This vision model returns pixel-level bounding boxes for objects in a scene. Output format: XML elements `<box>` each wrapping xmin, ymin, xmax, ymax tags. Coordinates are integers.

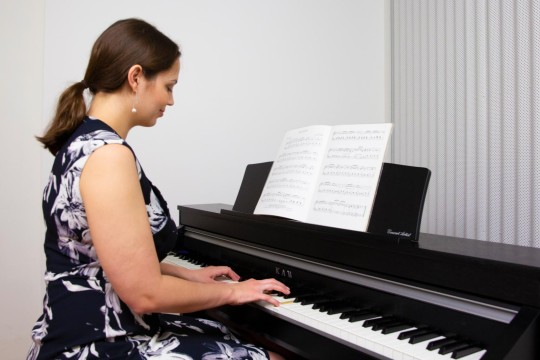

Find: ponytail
<box><xmin>37</xmin><ymin>18</ymin><xmax>180</xmax><ymax>156</ymax></box>
<box><xmin>37</xmin><ymin>81</ymin><xmax>88</xmax><ymax>155</ymax></box>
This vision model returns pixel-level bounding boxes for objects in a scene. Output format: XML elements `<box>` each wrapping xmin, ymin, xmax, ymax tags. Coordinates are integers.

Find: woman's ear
<box><xmin>127</xmin><ymin>65</ymin><xmax>143</xmax><ymax>91</ymax></box>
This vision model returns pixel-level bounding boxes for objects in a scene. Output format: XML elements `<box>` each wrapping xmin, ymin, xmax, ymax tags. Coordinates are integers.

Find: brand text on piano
<box><xmin>275</xmin><ymin>266</ymin><xmax>293</xmax><ymax>278</ymax></box>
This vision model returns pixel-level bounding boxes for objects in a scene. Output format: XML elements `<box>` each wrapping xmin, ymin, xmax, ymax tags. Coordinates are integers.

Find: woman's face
<box><xmin>136</xmin><ymin>58</ymin><xmax>180</xmax><ymax>126</ymax></box>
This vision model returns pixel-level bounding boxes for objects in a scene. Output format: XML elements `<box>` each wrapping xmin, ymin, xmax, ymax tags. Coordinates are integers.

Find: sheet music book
<box><xmin>254</xmin><ymin>123</ymin><xmax>393</xmax><ymax>232</ymax></box>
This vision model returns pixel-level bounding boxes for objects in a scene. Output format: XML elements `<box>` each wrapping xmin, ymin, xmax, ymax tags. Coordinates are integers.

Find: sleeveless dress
<box><xmin>28</xmin><ymin>118</ymin><xmax>269</xmax><ymax>360</ymax></box>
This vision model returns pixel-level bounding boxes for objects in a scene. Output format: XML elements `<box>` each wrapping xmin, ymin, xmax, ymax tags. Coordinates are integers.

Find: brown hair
<box><xmin>37</xmin><ymin>18</ymin><xmax>181</xmax><ymax>155</ymax></box>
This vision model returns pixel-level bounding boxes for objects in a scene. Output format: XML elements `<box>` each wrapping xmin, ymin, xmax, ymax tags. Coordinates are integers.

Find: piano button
<box><xmin>427</xmin><ymin>336</ymin><xmax>458</xmax><ymax>351</ymax></box>
<box><xmin>409</xmin><ymin>331</ymin><xmax>442</xmax><ymax>344</ymax></box>
<box><xmin>450</xmin><ymin>345</ymin><xmax>483</xmax><ymax>359</ymax></box>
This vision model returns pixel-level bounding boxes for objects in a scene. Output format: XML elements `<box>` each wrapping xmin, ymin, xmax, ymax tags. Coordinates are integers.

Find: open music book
<box><xmin>254</xmin><ymin>123</ymin><xmax>393</xmax><ymax>232</ymax></box>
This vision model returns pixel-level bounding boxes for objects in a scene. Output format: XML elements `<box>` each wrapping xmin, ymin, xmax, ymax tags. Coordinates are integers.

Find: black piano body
<box><xmin>175</xmin><ymin>203</ymin><xmax>540</xmax><ymax>360</ymax></box>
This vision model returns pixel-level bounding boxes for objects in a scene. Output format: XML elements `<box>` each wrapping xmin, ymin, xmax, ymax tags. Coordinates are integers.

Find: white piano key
<box><xmin>259</xmin><ymin>298</ymin><xmax>454</xmax><ymax>360</ymax></box>
<box><xmin>162</xmin><ymin>254</ymin><xmax>202</xmax><ymax>269</ymax></box>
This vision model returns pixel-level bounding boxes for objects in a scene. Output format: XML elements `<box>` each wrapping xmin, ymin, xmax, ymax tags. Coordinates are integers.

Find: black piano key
<box><xmin>362</xmin><ymin>316</ymin><xmax>396</xmax><ymax>328</ymax></box>
<box><xmin>381</xmin><ymin>322</ymin><xmax>414</xmax><ymax>334</ymax></box>
<box><xmin>283</xmin><ymin>287</ymin><xmax>314</xmax><ymax>299</ymax></box>
<box><xmin>452</xmin><ymin>345</ymin><xmax>484</xmax><ymax>359</ymax></box>
<box><xmin>303</xmin><ymin>297</ymin><xmax>331</xmax><ymax>307</ymax></box>
<box><xmin>439</xmin><ymin>342</ymin><xmax>470</xmax><ymax>355</ymax></box>
<box><xmin>409</xmin><ymin>331</ymin><xmax>441</xmax><ymax>344</ymax></box>
<box><xmin>326</xmin><ymin>304</ymin><xmax>357</xmax><ymax>315</ymax></box>
<box><xmin>427</xmin><ymin>336</ymin><xmax>458</xmax><ymax>351</ymax></box>
<box><xmin>372</xmin><ymin>319</ymin><xmax>404</xmax><ymax>331</ymax></box>
<box><xmin>348</xmin><ymin>312</ymin><xmax>379</xmax><ymax>323</ymax></box>
<box><xmin>294</xmin><ymin>294</ymin><xmax>324</xmax><ymax>304</ymax></box>
<box><xmin>397</xmin><ymin>326</ymin><xmax>430</xmax><ymax>340</ymax></box>
<box><xmin>316</xmin><ymin>300</ymin><xmax>347</xmax><ymax>312</ymax></box>
<box><xmin>312</xmin><ymin>299</ymin><xmax>337</xmax><ymax>310</ymax></box>
<box><xmin>339</xmin><ymin>308</ymin><xmax>369</xmax><ymax>319</ymax></box>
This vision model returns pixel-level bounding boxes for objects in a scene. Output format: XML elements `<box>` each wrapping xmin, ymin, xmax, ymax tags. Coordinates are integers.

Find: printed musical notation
<box><xmin>254</xmin><ymin>123</ymin><xmax>393</xmax><ymax>232</ymax></box>
<box><xmin>259</xmin><ymin>191</ymin><xmax>306</xmax><ymax>210</ymax></box>
<box><xmin>283</xmin><ymin>134</ymin><xmax>324</xmax><ymax>150</ymax></box>
<box><xmin>313</xmin><ymin>200</ymin><xmax>367</xmax><ymax>217</ymax></box>
<box><xmin>271</xmin><ymin>163</ymin><xmax>316</xmax><ymax>177</ymax></box>
<box><xmin>327</xmin><ymin>146</ymin><xmax>381</xmax><ymax>160</ymax></box>
<box><xmin>317</xmin><ymin>182</ymin><xmax>371</xmax><ymax>197</ymax></box>
<box><xmin>322</xmin><ymin>164</ymin><xmax>377</xmax><ymax>178</ymax></box>
<box><xmin>276</xmin><ymin>149</ymin><xmax>320</xmax><ymax>163</ymax></box>
<box><xmin>332</xmin><ymin>129</ymin><xmax>387</xmax><ymax>142</ymax></box>
<box><xmin>266</xmin><ymin>177</ymin><xmax>310</xmax><ymax>191</ymax></box>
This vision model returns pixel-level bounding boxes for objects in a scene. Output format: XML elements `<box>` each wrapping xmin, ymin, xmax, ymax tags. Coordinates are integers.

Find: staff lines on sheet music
<box><xmin>259</xmin><ymin>191</ymin><xmax>306</xmax><ymax>208</ymax></box>
<box><xmin>276</xmin><ymin>150</ymin><xmax>320</xmax><ymax>163</ymax></box>
<box><xmin>266</xmin><ymin>184</ymin><xmax>309</xmax><ymax>191</ymax></box>
<box><xmin>322</xmin><ymin>164</ymin><xmax>376</xmax><ymax>178</ymax></box>
<box><xmin>328</xmin><ymin>146</ymin><xmax>381</xmax><ymax>154</ymax></box>
<box><xmin>283</xmin><ymin>136</ymin><xmax>325</xmax><ymax>150</ymax></box>
<box><xmin>331</xmin><ymin>129</ymin><xmax>387</xmax><ymax>142</ymax></box>
<box><xmin>272</xmin><ymin>163</ymin><xmax>316</xmax><ymax>177</ymax></box>
<box><xmin>267</xmin><ymin>177</ymin><xmax>309</xmax><ymax>186</ymax></box>
<box><xmin>313</xmin><ymin>200</ymin><xmax>367</xmax><ymax>217</ymax></box>
<box><xmin>317</xmin><ymin>182</ymin><xmax>371</xmax><ymax>197</ymax></box>
<box><xmin>327</xmin><ymin>154</ymin><xmax>380</xmax><ymax>160</ymax></box>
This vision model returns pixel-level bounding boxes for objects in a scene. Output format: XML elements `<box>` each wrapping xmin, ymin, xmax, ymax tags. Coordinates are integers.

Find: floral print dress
<box><xmin>28</xmin><ymin>118</ymin><xmax>269</xmax><ymax>360</ymax></box>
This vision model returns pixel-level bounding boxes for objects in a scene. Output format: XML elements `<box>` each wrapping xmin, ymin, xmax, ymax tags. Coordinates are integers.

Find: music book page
<box><xmin>254</xmin><ymin>123</ymin><xmax>393</xmax><ymax>232</ymax></box>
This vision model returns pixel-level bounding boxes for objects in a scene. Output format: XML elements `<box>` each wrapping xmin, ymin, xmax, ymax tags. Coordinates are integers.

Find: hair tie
<box><xmin>81</xmin><ymin>80</ymin><xmax>88</xmax><ymax>89</ymax></box>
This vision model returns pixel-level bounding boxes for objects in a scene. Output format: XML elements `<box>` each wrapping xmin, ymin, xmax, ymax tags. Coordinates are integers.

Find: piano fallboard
<box><xmin>176</xmin><ymin>203</ymin><xmax>540</xmax><ymax>359</ymax></box>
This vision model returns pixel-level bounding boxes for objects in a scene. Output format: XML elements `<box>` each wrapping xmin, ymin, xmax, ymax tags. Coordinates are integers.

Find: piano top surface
<box><xmin>177</xmin><ymin>203</ymin><xmax>540</xmax><ymax>308</ymax></box>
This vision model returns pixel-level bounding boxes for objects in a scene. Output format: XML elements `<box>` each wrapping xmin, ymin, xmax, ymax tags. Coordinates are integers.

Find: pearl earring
<box><xmin>131</xmin><ymin>91</ymin><xmax>137</xmax><ymax>113</ymax></box>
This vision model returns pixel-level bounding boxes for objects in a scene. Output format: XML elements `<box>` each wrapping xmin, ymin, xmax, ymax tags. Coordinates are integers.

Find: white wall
<box><xmin>1</xmin><ymin>0</ymin><xmax>388</xmax><ymax>357</ymax></box>
<box><xmin>43</xmin><ymin>0</ymin><xmax>389</xmax><ymax>210</ymax></box>
<box><xmin>0</xmin><ymin>0</ymin><xmax>46</xmax><ymax>358</ymax></box>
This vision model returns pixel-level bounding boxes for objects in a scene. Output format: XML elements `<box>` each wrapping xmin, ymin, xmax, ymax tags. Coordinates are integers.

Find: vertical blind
<box><xmin>391</xmin><ymin>0</ymin><xmax>539</xmax><ymax>247</ymax></box>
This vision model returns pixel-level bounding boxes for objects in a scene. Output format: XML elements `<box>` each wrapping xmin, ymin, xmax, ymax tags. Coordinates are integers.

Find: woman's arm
<box><xmin>80</xmin><ymin>144</ymin><xmax>289</xmax><ymax>314</ymax></box>
<box><xmin>160</xmin><ymin>262</ymin><xmax>241</xmax><ymax>283</ymax></box>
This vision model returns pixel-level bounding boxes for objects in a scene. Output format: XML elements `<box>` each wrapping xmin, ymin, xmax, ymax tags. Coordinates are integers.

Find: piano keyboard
<box><xmin>163</xmin><ymin>253</ymin><xmax>487</xmax><ymax>360</ymax></box>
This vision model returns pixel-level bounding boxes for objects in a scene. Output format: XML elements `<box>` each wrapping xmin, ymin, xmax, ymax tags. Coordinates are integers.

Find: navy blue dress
<box><xmin>28</xmin><ymin>118</ymin><xmax>269</xmax><ymax>360</ymax></box>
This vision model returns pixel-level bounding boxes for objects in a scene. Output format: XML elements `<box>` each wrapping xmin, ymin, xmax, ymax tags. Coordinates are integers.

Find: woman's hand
<box><xmin>228</xmin><ymin>278</ymin><xmax>291</xmax><ymax>307</ymax></box>
<box><xmin>183</xmin><ymin>266</ymin><xmax>241</xmax><ymax>283</ymax></box>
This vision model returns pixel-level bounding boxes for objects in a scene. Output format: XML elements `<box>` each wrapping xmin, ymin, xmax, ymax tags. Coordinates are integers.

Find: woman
<box><xmin>29</xmin><ymin>18</ymin><xmax>289</xmax><ymax>360</ymax></box>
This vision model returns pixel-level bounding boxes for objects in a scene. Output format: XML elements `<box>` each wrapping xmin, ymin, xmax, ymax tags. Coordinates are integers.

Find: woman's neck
<box><xmin>87</xmin><ymin>91</ymin><xmax>133</xmax><ymax>139</ymax></box>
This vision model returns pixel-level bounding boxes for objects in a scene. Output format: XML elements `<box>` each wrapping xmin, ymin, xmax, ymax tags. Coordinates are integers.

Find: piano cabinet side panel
<box><xmin>482</xmin><ymin>306</ymin><xmax>540</xmax><ymax>360</ymax></box>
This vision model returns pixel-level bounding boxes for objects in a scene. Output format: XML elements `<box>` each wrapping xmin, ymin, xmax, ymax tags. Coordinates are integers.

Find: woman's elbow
<box><xmin>112</xmin><ymin>282</ymin><xmax>160</xmax><ymax>314</ymax></box>
<box><xmin>123</xmin><ymin>293</ymin><xmax>159</xmax><ymax>315</ymax></box>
